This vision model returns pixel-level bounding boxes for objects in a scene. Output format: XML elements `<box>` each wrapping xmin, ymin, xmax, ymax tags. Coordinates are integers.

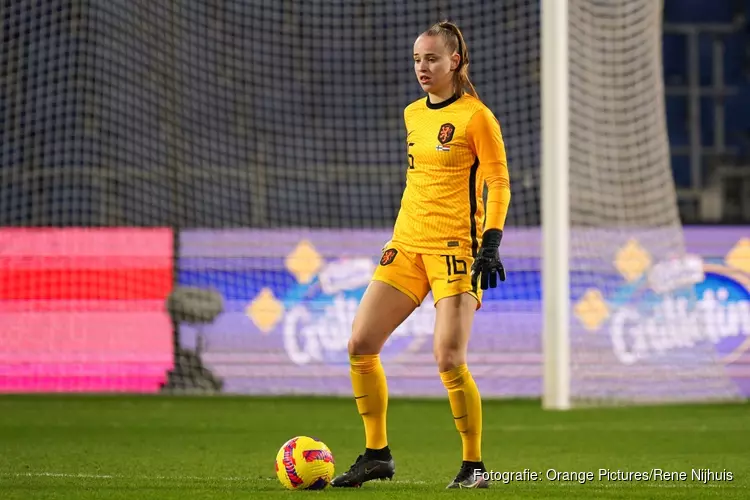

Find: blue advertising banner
<box><xmin>178</xmin><ymin>227</ymin><xmax>749</xmax><ymax>398</ymax></box>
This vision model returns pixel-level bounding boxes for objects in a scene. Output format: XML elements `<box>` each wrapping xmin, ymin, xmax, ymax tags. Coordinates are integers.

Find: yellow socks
<box><xmin>350</xmin><ymin>354</ymin><xmax>389</xmax><ymax>450</ymax></box>
<box><xmin>440</xmin><ymin>364</ymin><xmax>483</xmax><ymax>462</ymax></box>
<box><xmin>349</xmin><ymin>356</ymin><xmax>481</xmax><ymax>460</ymax></box>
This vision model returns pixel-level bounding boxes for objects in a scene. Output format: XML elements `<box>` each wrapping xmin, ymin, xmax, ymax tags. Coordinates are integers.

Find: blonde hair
<box><xmin>423</xmin><ymin>21</ymin><xmax>478</xmax><ymax>99</ymax></box>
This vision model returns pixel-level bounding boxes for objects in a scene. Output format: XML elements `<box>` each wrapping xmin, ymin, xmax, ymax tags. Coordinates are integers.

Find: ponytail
<box><xmin>425</xmin><ymin>21</ymin><xmax>478</xmax><ymax>99</ymax></box>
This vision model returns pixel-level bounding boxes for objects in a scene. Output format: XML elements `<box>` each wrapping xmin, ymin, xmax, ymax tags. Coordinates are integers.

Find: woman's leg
<box><xmin>433</xmin><ymin>292</ymin><xmax>488</xmax><ymax>488</ymax></box>
<box><xmin>348</xmin><ymin>280</ymin><xmax>418</xmax><ymax>451</ymax></box>
<box><xmin>331</xmin><ymin>278</ymin><xmax>422</xmax><ymax>488</ymax></box>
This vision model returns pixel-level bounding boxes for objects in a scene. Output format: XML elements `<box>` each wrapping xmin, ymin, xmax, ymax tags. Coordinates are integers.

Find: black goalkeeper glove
<box><xmin>471</xmin><ymin>229</ymin><xmax>506</xmax><ymax>290</ymax></box>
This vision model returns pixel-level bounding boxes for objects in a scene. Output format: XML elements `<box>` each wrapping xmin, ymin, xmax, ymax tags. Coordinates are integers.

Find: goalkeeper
<box><xmin>332</xmin><ymin>20</ymin><xmax>511</xmax><ymax>490</ymax></box>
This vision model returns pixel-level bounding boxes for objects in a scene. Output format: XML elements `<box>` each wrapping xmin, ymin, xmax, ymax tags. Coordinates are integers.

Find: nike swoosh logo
<box><xmin>447</xmin><ymin>278</ymin><xmax>461</xmax><ymax>283</ymax></box>
<box><xmin>354</xmin><ymin>395</ymin><xmax>368</xmax><ymax>400</ymax></box>
<box><xmin>364</xmin><ymin>466</ymin><xmax>380</xmax><ymax>475</ymax></box>
<box><xmin>453</xmin><ymin>414</ymin><xmax>467</xmax><ymax>420</ymax></box>
<box><xmin>459</xmin><ymin>481</ymin><xmax>483</xmax><ymax>489</ymax></box>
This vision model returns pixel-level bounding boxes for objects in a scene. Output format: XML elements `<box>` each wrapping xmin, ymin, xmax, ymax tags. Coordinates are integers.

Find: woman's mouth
<box><xmin>419</xmin><ymin>75</ymin><xmax>431</xmax><ymax>84</ymax></box>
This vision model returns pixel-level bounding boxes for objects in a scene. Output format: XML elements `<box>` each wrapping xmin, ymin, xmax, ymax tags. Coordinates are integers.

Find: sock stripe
<box><xmin>350</xmin><ymin>354</ymin><xmax>381</xmax><ymax>375</ymax></box>
<box><xmin>439</xmin><ymin>364</ymin><xmax>469</xmax><ymax>390</ymax></box>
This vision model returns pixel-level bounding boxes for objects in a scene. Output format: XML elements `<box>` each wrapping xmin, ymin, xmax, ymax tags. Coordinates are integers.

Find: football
<box><xmin>275</xmin><ymin>436</ymin><xmax>336</xmax><ymax>490</ymax></box>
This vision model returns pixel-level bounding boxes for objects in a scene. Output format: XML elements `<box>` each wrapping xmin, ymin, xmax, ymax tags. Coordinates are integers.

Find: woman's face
<box><xmin>413</xmin><ymin>34</ymin><xmax>458</xmax><ymax>95</ymax></box>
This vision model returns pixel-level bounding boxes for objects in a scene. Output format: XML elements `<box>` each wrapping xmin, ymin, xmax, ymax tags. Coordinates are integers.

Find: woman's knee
<box><xmin>434</xmin><ymin>344</ymin><xmax>465</xmax><ymax>373</ymax></box>
<box><xmin>347</xmin><ymin>281</ymin><xmax>416</xmax><ymax>357</ymax></box>
<box><xmin>348</xmin><ymin>323</ymin><xmax>382</xmax><ymax>356</ymax></box>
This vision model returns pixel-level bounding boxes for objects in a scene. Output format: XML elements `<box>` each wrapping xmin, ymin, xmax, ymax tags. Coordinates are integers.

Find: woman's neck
<box><xmin>428</xmin><ymin>87</ymin><xmax>457</xmax><ymax>104</ymax></box>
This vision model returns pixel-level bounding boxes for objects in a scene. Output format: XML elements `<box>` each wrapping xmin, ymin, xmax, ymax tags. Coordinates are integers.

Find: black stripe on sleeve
<box><xmin>469</xmin><ymin>158</ymin><xmax>479</xmax><ymax>258</ymax></box>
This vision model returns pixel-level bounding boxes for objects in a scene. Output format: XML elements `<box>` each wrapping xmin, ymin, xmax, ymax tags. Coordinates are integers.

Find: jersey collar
<box><xmin>426</xmin><ymin>93</ymin><xmax>459</xmax><ymax>110</ymax></box>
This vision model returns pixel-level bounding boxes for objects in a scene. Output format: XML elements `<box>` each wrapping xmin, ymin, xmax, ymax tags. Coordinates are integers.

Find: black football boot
<box><xmin>446</xmin><ymin>461</ymin><xmax>489</xmax><ymax>489</ymax></box>
<box><xmin>330</xmin><ymin>451</ymin><xmax>395</xmax><ymax>487</ymax></box>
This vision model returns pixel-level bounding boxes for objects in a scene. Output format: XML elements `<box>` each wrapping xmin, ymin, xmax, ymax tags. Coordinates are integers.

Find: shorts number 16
<box><xmin>444</xmin><ymin>255</ymin><xmax>467</xmax><ymax>276</ymax></box>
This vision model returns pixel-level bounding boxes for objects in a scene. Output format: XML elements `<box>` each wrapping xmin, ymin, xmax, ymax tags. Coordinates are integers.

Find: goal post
<box><xmin>541</xmin><ymin>0</ymin><xmax>571</xmax><ymax>411</ymax></box>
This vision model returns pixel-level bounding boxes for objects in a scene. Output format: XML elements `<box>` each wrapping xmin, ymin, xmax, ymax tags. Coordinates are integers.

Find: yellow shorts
<box><xmin>372</xmin><ymin>242</ymin><xmax>482</xmax><ymax>309</ymax></box>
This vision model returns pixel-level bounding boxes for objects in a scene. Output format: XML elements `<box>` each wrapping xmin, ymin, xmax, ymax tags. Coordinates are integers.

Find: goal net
<box><xmin>0</xmin><ymin>0</ymin><xmax>744</xmax><ymax>404</ymax></box>
<box><xmin>553</xmin><ymin>0</ymin><xmax>742</xmax><ymax>405</ymax></box>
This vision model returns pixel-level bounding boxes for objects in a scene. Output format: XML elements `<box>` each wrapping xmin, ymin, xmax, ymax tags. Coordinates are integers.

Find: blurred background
<box><xmin>0</xmin><ymin>0</ymin><xmax>748</xmax><ymax>395</ymax></box>
<box><xmin>2</xmin><ymin>0</ymin><xmax>749</xmax><ymax>228</ymax></box>
<box><xmin>663</xmin><ymin>0</ymin><xmax>750</xmax><ymax>223</ymax></box>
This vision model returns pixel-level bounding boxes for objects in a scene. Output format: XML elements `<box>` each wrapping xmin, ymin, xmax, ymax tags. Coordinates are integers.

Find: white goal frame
<box><xmin>541</xmin><ymin>0</ymin><xmax>571</xmax><ymax>410</ymax></box>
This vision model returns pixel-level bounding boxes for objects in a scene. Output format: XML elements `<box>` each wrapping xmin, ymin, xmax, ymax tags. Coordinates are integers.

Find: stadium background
<box><xmin>1</xmin><ymin>0</ymin><xmax>749</xmax><ymax>398</ymax></box>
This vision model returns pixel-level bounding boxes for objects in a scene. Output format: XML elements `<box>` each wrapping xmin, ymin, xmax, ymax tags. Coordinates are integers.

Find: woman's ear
<box><xmin>451</xmin><ymin>52</ymin><xmax>461</xmax><ymax>71</ymax></box>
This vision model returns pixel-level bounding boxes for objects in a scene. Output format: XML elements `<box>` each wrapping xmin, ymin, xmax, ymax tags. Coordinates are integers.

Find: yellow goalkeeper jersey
<box><xmin>390</xmin><ymin>93</ymin><xmax>511</xmax><ymax>256</ymax></box>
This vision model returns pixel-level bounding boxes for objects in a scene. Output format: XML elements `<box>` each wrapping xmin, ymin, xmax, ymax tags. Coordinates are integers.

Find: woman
<box><xmin>331</xmin><ymin>20</ymin><xmax>510</xmax><ymax>490</ymax></box>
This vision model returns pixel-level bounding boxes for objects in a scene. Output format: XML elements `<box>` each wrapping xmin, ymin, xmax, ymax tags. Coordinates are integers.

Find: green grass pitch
<box><xmin>0</xmin><ymin>395</ymin><xmax>748</xmax><ymax>499</ymax></box>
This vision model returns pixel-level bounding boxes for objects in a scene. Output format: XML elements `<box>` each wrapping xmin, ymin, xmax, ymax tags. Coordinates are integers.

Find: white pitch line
<box><xmin>1</xmin><ymin>473</ymin><xmax>727</xmax><ymax>488</ymax></box>
<box><xmin>9</xmin><ymin>472</ymin><xmax>116</xmax><ymax>479</ymax></box>
<box><xmin>4</xmin><ymin>472</ymin><xmax>245</xmax><ymax>481</ymax></box>
<box><xmin>3</xmin><ymin>472</ymin><xmax>426</xmax><ymax>485</ymax></box>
